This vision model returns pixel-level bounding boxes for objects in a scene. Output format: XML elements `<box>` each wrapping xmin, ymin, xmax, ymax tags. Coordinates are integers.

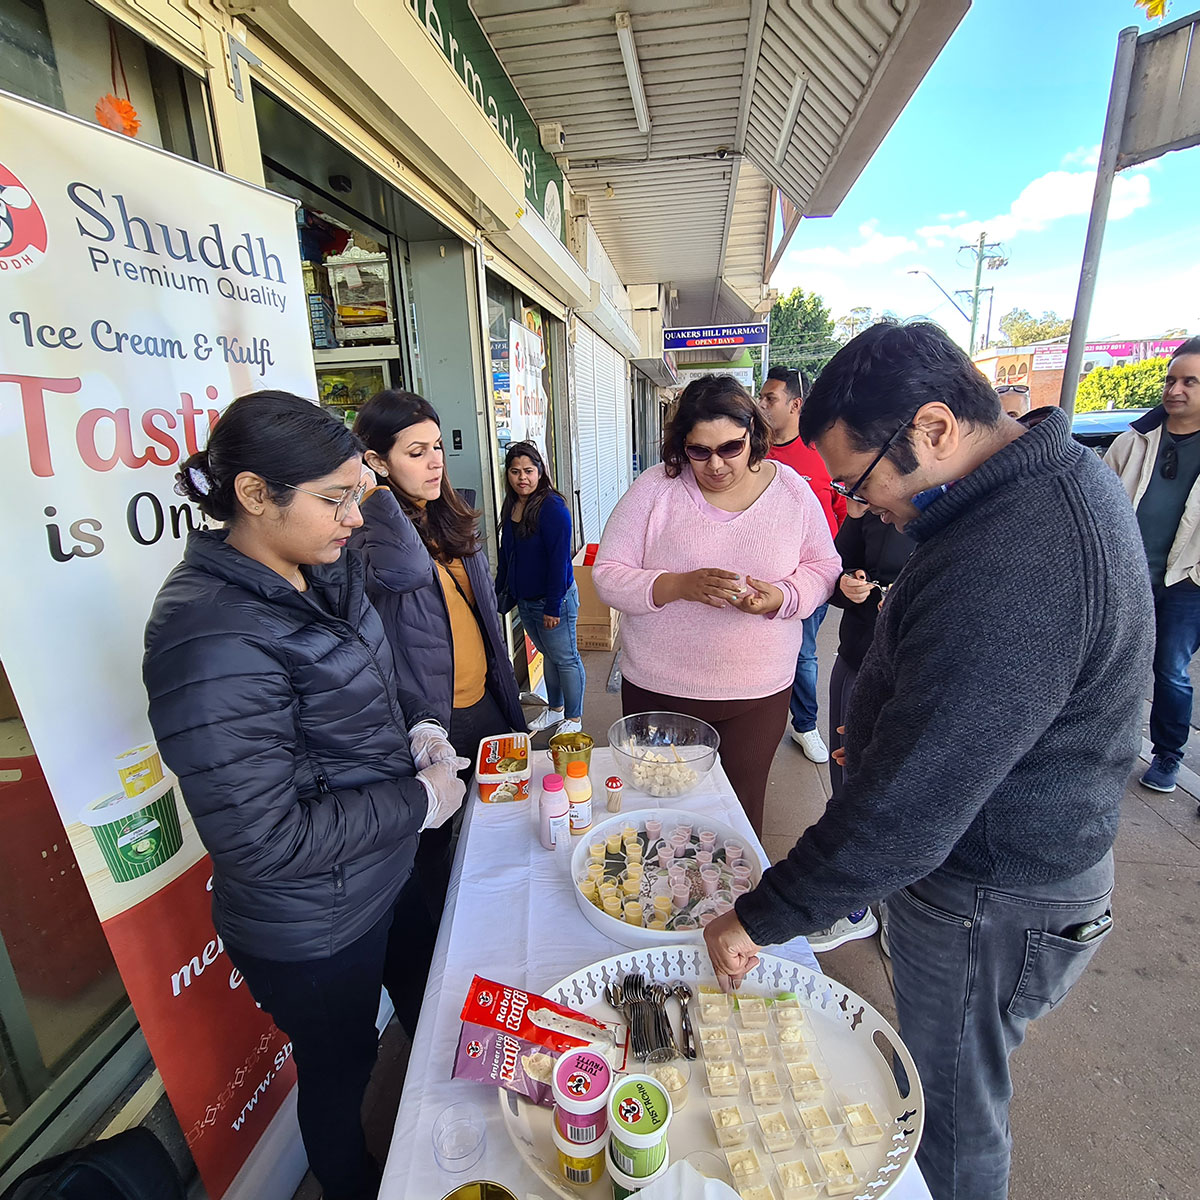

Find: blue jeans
<box><xmin>518</xmin><ymin>584</ymin><xmax>586</xmax><ymax>720</ymax></box>
<box><xmin>1149</xmin><ymin>579</ymin><xmax>1200</xmax><ymax>757</ymax></box>
<box><xmin>887</xmin><ymin>853</ymin><xmax>1114</xmax><ymax>1200</ymax></box>
<box><xmin>789</xmin><ymin>603</ymin><xmax>828</xmax><ymax>732</ymax></box>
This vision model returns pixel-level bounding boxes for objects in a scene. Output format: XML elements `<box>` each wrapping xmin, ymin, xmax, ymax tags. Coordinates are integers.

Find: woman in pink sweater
<box><xmin>594</xmin><ymin>375</ymin><xmax>842</xmax><ymax>833</ymax></box>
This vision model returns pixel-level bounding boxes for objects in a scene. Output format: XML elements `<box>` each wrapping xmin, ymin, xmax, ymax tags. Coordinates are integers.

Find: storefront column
<box><xmin>198</xmin><ymin>17</ymin><xmax>267</xmax><ymax>184</ymax></box>
<box><xmin>407</xmin><ymin>240</ymin><xmax>495</xmax><ymax>537</ymax></box>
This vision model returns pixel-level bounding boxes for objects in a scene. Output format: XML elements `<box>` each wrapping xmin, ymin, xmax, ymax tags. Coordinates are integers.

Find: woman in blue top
<box><xmin>496</xmin><ymin>441</ymin><xmax>586</xmax><ymax>734</ymax></box>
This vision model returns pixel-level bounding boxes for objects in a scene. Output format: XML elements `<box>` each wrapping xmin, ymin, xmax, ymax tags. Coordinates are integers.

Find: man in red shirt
<box><xmin>759</xmin><ymin>366</ymin><xmax>845</xmax><ymax>763</ymax></box>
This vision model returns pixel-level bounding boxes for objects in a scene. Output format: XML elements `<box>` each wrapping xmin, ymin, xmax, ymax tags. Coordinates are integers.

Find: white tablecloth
<box><xmin>380</xmin><ymin>749</ymin><xmax>931</xmax><ymax>1200</ymax></box>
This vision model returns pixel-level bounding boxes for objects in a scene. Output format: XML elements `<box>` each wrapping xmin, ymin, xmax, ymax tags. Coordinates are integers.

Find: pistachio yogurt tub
<box><xmin>82</xmin><ymin>776</ymin><xmax>183</xmax><ymax>882</ymax></box>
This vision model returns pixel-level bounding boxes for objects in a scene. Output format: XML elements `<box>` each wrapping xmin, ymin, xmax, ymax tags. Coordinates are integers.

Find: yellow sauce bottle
<box><xmin>564</xmin><ymin>760</ymin><xmax>593</xmax><ymax>836</ymax></box>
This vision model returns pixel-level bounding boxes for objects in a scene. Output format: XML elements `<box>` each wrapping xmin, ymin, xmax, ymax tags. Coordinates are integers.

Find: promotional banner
<box><xmin>0</xmin><ymin>92</ymin><xmax>309</xmax><ymax>1197</ymax></box>
<box><xmin>508</xmin><ymin>315</ymin><xmax>548</xmax><ymax>456</ymax></box>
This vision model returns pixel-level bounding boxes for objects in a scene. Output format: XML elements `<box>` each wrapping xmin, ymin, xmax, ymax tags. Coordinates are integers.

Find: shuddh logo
<box><xmin>466</xmin><ymin>1041</ymin><xmax>484</xmax><ymax>1059</ymax></box>
<box><xmin>0</xmin><ymin>163</ymin><xmax>48</xmax><ymax>275</ymax></box>
<box><xmin>566</xmin><ymin>1071</ymin><xmax>591</xmax><ymax>1097</ymax></box>
<box><xmin>478</xmin><ymin>990</ymin><xmax>495</xmax><ymax>1007</ymax></box>
<box><xmin>618</xmin><ymin>1097</ymin><xmax>643</xmax><ymax>1123</ymax></box>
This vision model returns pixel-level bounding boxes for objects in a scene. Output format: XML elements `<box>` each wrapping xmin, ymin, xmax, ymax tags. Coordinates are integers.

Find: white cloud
<box><xmin>937</xmin><ymin>210</ymin><xmax>968</xmax><ymax>221</ymax></box>
<box><xmin>1061</xmin><ymin>145</ymin><xmax>1100</xmax><ymax>169</ymax></box>
<box><xmin>917</xmin><ymin>167</ymin><xmax>1151</xmax><ymax>246</ymax></box>
<box><xmin>787</xmin><ymin>218</ymin><xmax>917</xmax><ymax>268</ymax></box>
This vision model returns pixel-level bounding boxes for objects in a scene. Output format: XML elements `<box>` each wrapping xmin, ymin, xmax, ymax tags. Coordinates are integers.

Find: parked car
<box><xmin>1070</xmin><ymin>408</ymin><xmax>1152</xmax><ymax>455</ymax></box>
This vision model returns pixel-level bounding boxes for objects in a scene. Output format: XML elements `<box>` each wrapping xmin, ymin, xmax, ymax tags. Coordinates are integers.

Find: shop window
<box><xmin>0</xmin><ymin>664</ymin><xmax>128</xmax><ymax>1168</ymax></box>
<box><xmin>0</xmin><ymin>0</ymin><xmax>213</xmax><ymax>166</ymax></box>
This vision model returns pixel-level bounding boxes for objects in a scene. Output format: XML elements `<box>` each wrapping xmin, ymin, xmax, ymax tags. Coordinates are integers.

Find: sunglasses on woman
<box><xmin>683</xmin><ymin>435</ymin><xmax>748</xmax><ymax>462</ymax></box>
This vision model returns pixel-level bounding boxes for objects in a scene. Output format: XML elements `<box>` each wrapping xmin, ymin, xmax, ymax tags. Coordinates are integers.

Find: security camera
<box><xmin>716</xmin><ymin>146</ymin><xmax>730</xmax><ymax>160</ymax></box>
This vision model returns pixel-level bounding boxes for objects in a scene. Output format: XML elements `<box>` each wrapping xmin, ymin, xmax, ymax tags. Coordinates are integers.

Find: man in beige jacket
<box><xmin>1105</xmin><ymin>337</ymin><xmax>1200</xmax><ymax>794</ymax></box>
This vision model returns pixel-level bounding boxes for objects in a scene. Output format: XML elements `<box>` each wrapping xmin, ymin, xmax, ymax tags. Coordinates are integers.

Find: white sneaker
<box><xmin>790</xmin><ymin>727</ymin><xmax>829</xmax><ymax>763</ymax></box>
<box><xmin>556</xmin><ymin>718</ymin><xmax>583</xmax><ymax>735</ymax></box>
<box><xmin>528</xmin><ymin>707</ymin><xmax>564</xmax><ymax>732</ymax></box>
<box><xmin>807</xmin><ymin>908</ymin><xmax>879</xmax><ymax>952</ymax></box>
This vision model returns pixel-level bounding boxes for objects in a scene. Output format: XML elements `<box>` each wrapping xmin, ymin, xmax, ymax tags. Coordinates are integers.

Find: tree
<box><xmin>834</xmin><ymin>306</ymin><xmax>875</xmax><ymax>342</ymax></box>
<box><xmin>764</xmin><ymin>286</ymin><xmax>838</xmax><ymax>379</ymax></box>
<box><xmin>1075</xmin><ymin>357</ymin><xmax>1168</xmax><ymax>413</ymax></box>
<box><xmin>998</xmin><ymin>308</ymin><xmax>1072</xmax><ymax>347</ymax></box>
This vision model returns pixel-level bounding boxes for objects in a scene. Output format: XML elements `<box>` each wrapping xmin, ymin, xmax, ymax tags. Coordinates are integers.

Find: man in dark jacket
<box><xmin>705</xmin><ymin>322</ymin><xmax>1153</xmax><ymax>1200</ymax></box>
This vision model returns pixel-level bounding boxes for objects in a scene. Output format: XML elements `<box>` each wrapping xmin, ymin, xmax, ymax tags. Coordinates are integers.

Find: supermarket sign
<box><xmin>409</xmin><ymin>0</ymin><xmax>564</xmax><ymax>240</ymax></box>
<box><xmin>664</xmin><ymin>323</ymin><xmax>769</xmax><ymax>349</ymax></box>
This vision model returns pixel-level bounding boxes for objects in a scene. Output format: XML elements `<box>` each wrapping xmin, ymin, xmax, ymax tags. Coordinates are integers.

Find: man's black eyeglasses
<box><xmin>995</xmin><ymin>384</ymin><xmax>1029</xmax><ymax>395</ymax></box>
<box><xmin>1162</xmin><ymin>441</ymin><xmax>1179</xmax><ymax>480</ymax></box>
<box><xmin>830</xmin><ymin>421</ymin><xmax>912</xmax><ymax>504</ymax></box>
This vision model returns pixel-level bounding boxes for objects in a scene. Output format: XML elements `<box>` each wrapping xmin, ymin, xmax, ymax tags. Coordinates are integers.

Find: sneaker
<box><xmin>790</xmin><ymin>727</ymin><xmax>829</xmax><ymax>763</ymax></box>
<box><xmin>807</xmin><ymin>908</ymin><xmax>879</xmax><ymax>952</ymax></box>
<box><xmin>1140</xmin><ymin>752</ymin><xmax>1181</xmax><ymax>793</ymax></box>
<box><xmin>527</xmin><ymin>706</ymin><xmax>564</xmax><ymax>732</ymax></box>
<box><xmin>556</xmin><ymin>718</ymin><xmax>583</xmax><ymax>736</ymax></box>
<box><xmin>878</xmin><ymin>900</ymin><xmax>890</xmax><ymax>958</ymax></box>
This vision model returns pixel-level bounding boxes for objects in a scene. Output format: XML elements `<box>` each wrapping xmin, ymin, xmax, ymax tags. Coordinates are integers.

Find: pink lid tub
<box><xmin>552</xmin><ymin>1048</ymin><xmax>613</xmax><ymax>1142</ymax></box>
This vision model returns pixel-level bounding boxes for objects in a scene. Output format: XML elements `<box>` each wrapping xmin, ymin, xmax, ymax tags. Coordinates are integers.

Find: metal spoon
<box><xmin>673</xmin><ymin>982</ymin><xmax>697</xmax><ymax>1059</ymax></box>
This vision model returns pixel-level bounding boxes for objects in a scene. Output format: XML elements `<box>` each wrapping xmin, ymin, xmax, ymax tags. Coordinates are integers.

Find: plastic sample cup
<box><xmin>724</xmin><ymin>841</ymin><xmax>744</xmax><ymax>865</ymax></box>
<box><xmin>700</xmin><ymin>865</ymin><xmax>721</xmax><ymax>896</ymax></box>
<box><xmin>432</xmin><ymin>1101</ymin><xmax>486</xmax><ymax>1173</ymax></box>
<box><xmin>671</xmin><ymin>884</ymin><xmax>691</xmax><ymax>910</ymax></box>
<box><xmin>699</xmin><ymin>830</ymin><xmax>717</xmax><ymax>849</ymax></box>
<box><xmin>644</xmin><ymin>818</ymin><xmax>663</xmax><ymax>841</ymax></box>
<box><xmin>589</xmin><ymin>841</ymin><xmax>606</xmax><ymax>861</ymax></box>
<box><xmin>624</xmin><ymin>901</ymin><xmax>644</xmax><ymax>926</ymax></box>
<box><xmin>607</xmin><ymin>833</ymin><xmax>623</xmax><ymax>854</ymax></box>
<box><xmin>603</xmin><ymin>896</ymin><xmax>623</xmax><ymax>917</ymax></box>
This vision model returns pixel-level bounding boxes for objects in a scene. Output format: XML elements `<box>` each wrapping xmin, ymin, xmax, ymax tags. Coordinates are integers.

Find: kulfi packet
<box><xmin>460</xmin><ymin>975</ymin><xmax>614</xmax><ymax>1054</ymax></box>
<box><xmin>452</xmin><ymin>1021</ymin><xmax>557</xmax><ymax>1107</ymax></box>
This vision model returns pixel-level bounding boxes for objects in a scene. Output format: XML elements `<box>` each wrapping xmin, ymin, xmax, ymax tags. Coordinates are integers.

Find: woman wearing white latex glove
<box><xmin>409</xmin><ymin>721</ymin><xmax>458</xmax><ymax>771</ymax></box>
<box><xmin>143</xmin><ymin>392</ymin><xmax>441</xmax><ymax>1200</ymax></box>
<box><xmin>417</xmin><ymin>756</ymin><xmax>471</xmax><ymax>830</ymax></box>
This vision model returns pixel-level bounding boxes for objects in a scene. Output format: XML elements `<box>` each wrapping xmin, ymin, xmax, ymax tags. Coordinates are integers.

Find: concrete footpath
<box><xmin>294</xmin><ymin>622</ymin><xmax>1200</xmax><ymax>1200</ymax></box>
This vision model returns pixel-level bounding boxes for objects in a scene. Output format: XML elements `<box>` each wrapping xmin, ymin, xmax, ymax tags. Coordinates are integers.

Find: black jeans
<box><xmin>226</xmin><ymin>873</ymin><xmax>436</xmax><ymax>1200</ymax></box>
<box><xmin>415</xmin><ymin>688</ymin><xmax>510</xmax><ymax>919</ymax></box>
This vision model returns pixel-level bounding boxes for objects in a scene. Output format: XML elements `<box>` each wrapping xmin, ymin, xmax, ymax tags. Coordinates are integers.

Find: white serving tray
<box><xmin>570</xmin><ymin>808</ymin><xmax>764</xmax><ymax>950</ymax></box>
<box><xmin>499</xmin><ymin>947</ymin><xmax>922</xmax><ymax>1200</ymax></box>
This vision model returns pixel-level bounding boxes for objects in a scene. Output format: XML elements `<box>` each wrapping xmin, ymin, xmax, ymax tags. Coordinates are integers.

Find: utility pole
<box><xmin>959</xmin><ymin>231</ymin><xmax>1007</xmax><ymax>354</ymax></box>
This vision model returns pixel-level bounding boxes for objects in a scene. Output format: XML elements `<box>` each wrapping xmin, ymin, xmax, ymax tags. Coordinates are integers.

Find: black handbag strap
<box><xmin>440</xmin><ymin>560</ymin><xmax>488</xmax><ymax>642</ymax></box>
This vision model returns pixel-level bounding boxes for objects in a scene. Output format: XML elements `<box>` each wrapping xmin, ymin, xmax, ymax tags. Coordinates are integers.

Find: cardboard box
<box><xmin>577</xmin><ymin>610</ymin><xmax>620</xmax><ymax>652</ymax></box>
<box><xmin>573</xmin><ymin>544</ymin><xmax>615</xmax><ymax>624</ymax></box>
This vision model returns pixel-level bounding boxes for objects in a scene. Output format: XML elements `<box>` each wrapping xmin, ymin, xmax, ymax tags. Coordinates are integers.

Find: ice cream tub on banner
<box><xmin>114</xmin><ymin>743</ymin><xmax>163</xmax><ymax>797</ymax></box>
<box><xmin>81</xmin><ymin>776</ymin><xmax>184</xmax><ymax>882</ymax></box>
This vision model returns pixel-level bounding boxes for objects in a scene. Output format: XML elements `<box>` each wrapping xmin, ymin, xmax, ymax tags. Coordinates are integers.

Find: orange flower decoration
<box><xmin>95</xmin><ymin>94</ymin><xmax>141</xmax><ymax>138</ymax></box>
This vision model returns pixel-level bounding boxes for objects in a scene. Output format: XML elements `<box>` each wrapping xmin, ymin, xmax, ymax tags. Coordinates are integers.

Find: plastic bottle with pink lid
<box><xmin>539</xmin><ymin>774</ymin><xmax>570</xmax><ymax>850</ymax></box>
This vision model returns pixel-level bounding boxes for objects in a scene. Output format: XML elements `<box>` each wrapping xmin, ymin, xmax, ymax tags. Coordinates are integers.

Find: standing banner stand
<box><xmin>0</xmin><ymin>90</ymin><xmax>317</xmax><ymax>1199</ymax></box>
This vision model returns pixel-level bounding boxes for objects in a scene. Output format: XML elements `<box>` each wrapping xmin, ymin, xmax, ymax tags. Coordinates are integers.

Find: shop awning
<box><xmin>475</xmin><ymin>0</ymin><xmax>969</xmax><ymax>327</ymax></box>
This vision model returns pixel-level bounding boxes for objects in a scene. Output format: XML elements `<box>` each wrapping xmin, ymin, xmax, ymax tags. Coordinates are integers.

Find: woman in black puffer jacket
<box><xmin>143</xmin><ymin>392</ymin><xmax>466</xmax><ymax>1200</ymax></box>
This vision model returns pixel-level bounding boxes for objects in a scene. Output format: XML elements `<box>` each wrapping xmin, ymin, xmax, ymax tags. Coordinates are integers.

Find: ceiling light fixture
<box><xmin>615</xmin><ymin>13</ymin><xmax>650</xmax><ymax>135</ymax></box>
<box><xmin>773</xmin><ymin>73</ymin><xmax>808</xmax><ymax>166</ymax></box>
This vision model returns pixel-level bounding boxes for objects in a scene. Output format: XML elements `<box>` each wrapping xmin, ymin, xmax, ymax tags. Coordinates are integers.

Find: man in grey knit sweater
<box><xmin>705</xmin><ymin>322</ymin><xmax>1153</xmax><ymax>1200</ymax></box>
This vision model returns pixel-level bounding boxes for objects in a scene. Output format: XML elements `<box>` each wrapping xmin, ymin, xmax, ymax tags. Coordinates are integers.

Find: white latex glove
<box><xmin>417</xmin><ymin>756</ymin><xmax>470</xmax><ymax>831</ymax></box>
<box><xmin>409</xmin><ymin>720</ymin><xmax>456</xmax><ymax>771</ymax></box>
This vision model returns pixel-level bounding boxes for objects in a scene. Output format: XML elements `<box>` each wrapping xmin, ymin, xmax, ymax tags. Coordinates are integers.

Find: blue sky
<box><xmin>771</xmin><ymin>0</ymin><xmax>1200</xmax><ymax>347</ymax></box>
